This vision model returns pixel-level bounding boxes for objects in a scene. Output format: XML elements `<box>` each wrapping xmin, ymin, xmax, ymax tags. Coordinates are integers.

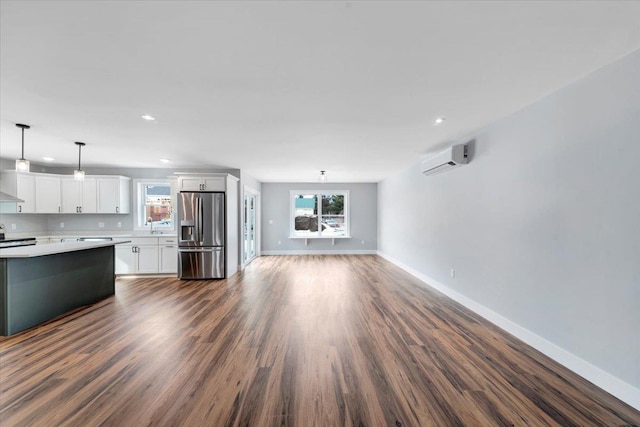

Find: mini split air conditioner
<box><xmin>421</xmin><ymin>144</ymin><xmax>469</xmax><ymax>176</ymax></box>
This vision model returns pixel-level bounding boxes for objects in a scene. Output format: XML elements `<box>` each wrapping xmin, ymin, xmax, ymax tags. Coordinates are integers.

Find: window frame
<box><xmin>289</xmin><ymin>190</ymin><xmax>350</xmax><ymax>239</ymax></box>
<box><xmin>133</xmin><ymin>179</ymin><xmax>175</xmax><ymax>231</ymax></box>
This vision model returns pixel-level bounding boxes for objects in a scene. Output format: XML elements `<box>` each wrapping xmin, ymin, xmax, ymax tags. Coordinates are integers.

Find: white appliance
<box><xmin>421</xmin><ymin>144</ymin><xmax>469</xmax><ymax>176</ymax></box>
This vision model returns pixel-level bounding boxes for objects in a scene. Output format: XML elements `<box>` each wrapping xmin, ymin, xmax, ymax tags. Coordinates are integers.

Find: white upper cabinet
<box><xmin>0</xmin><ymin>171</ymin><xmax>128</xmax><ymax>215</ymax></box>
<box><xmin>0</xmin><ymin>171</ymin><xmax>35</xmax><ymax>213</ymax></box>
<box><xmin>61</xmin><ymin>177</ymin><xmax>97</xmax><ymax>213</ymax></box>
<box><xmin>34</xmin><ymin>175</ymin><xmax>61</xmax><ymax>213</ymax></box>
<box><xmin>97</xmin><ymin>176</ymin><xmax>130</xmax><ymax>214</ymax></box>
<box><xmin>177</xmin><ymin>176</ymin><xmax>225</xmax><ymax>192</ymax></box>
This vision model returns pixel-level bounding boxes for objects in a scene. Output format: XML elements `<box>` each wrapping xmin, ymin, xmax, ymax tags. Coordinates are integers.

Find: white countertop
<box><xmin>3</xmin><ymin>232</ymin><xmax>176</xmax><ymax>240</ymax></box>
<box><xmin>0</xmin><ymin>239</ymin><xmax>131</xmax><ymax>258</ymax></box>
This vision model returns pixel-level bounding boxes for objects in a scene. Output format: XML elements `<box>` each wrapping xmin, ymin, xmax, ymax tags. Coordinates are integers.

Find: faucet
<box><xmin>148</xmin><ymin>217</ymin><xmax>155</xmax><ymax>234</ymax></box>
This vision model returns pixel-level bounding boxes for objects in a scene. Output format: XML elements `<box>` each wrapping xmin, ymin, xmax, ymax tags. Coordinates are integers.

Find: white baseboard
<box><xmin>261</xmin><ymin>250</ymin><xmax>378</xmax><ymax>255</ymax></box>
<box><xmin>377</xmin><ymin>251</ymin><xmax>640</xmax><ymax>411</ymax></box>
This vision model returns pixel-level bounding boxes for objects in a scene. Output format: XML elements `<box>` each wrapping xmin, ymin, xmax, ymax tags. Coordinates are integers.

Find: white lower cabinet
<box><xmin>159</xmin><ymin>245</ymin><xmax>178</xmax><ymax>273</ymax></box>
<box><xmin>159</xmin><ymin>237</ymin><xmax>178</xmax><ymax>273</ymax></box>
<box><xmin>115</xmin><ymin>245</ymin><xmax>137</xmax><ymax>274</ymax></box>
<box><xmin>136</xmin><ymin>245</ymin><xmax>159</xmax><ymax>274</ymax></box>
<box><xmin>115</xmin><ymin>237</ymin><xmax>177</xmax><ymax>275</ymax></box>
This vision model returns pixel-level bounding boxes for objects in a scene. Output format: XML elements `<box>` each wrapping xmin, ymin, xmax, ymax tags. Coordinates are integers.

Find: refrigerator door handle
<box><xmin>198</xmin><ymin>197</ymin><xmax>204</xmax><ymax>244</ymax></box>
<box><xmin>195</xmin><ymin>196</ymin><xmax>201</xmax><ymax>244</ymax></box>
<box><xmin>179</xmin><ymin>247</ymin><xmax>222</xmax><ymax>252</ymax></box>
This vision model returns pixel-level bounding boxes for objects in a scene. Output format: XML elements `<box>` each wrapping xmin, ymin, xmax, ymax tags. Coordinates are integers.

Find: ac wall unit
<box><xmin>421</xmin><ymin>144</ymin><xmax>469</xmax><ymax>176</ymax></box>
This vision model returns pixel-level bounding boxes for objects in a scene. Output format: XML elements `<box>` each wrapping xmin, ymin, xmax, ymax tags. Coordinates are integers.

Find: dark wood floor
<box><xmin>1</xmin><ymin>255</ymin><xmax>638</xmax><ymax>426</ymax></box>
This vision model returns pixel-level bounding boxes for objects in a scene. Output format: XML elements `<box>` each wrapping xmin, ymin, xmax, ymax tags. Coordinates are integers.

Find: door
<box><xmin>61</xmin><ymin>178</ymin><xmax>82</xmax><ymax>213</ymax></box>
<box><xmin>178</xmin><ymin>192</ymin><xmax>198</xmax><ymax>247</ymax></box>
<box><xmin>160</xmin><ymin>245</ymin><xmax>178</xmax><ymax>273</ymax></box>
<box><xmin>115</xmin><ymin>245</ymin><xmax>136</xmax><ymax>274</ymax></box>
<box><xmin>179</xmin><ymin>192</ymin><xmax>224</xmax><ymax>247</ymax></box>
<box><xmin>243</xmin><ymin>192</ymin><xmax>257</xmax><ymax>263</ymax></box>
<box><xmin>16</xmin><ymin>174</ymin><xmax>35</xmax><ymax>213</ymax></box>
<box><xmin>35</xmin><ymin>175</ymin><xmax>61</xmax><ymax>213</ymax></box>
<box><xmin>202</xmin><ymin>177</ymin><xmax>225</xmax><ymax>191</ymax></box>
<box><xmin>137</xmin><ymin>245</ymin><xmax>159</xmax><ymax>273</ymax></box>
<box><xmin>179</xmin><ymin>248</ymin><xmax>224</xmax><ymax>279</ymax></box>
<box><xmin>81</xmin><ymin>178</ymin><xmax>98</xmax><ymax>213</ymax></box>
<box><xmin>178</xmin><ymin>177</ymin><xmax>202</xmax><ymax>191</ymax></box>
<box><xmin>97</xmin><ymin>178</ymin><xmax>119</xmax><ymax>213</ymax></box>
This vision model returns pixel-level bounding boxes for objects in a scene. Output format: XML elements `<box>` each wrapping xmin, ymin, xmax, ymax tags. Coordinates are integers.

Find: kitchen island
<box><xmin>0</xmin><ymin>240</ymin><xmax>129</xmax><ymax>336</ymax></box>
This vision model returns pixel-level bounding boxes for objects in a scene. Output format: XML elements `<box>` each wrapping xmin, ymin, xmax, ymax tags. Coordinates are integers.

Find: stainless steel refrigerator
<box><xmin>178</xmin><ymin>192</ymin><xmax>225</xmax><ymax>279</ymax></box>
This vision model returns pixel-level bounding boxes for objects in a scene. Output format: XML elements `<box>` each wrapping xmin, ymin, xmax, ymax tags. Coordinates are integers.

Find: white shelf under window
<box><xmin>289</xmin><ymin>235</ymin><xmax>352</xmax><ymax>246</ymax></box>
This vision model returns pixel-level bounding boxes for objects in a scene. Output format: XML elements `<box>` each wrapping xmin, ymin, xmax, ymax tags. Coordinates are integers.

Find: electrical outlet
<box><xmin>450</xmin><ymin>268</ymin><xmax>455</xmax><ymax>278</ymax></box>
<box><xmin>117</xmin><ymin>222</ymin><xmax>121</xmax><ymax>228</ymax></box>
<box><xmin>278</xmin><ymin>240</ymin><xmax>281</xmax><ymax>245</ymax></box>
<box><xmin>361</xmin><ymin>240</ymin><xmax>365</xmax><ymax>245</ymax></box>
<box><xmin>98</xmin><ymin>222</ymin><xmax>105</xmax><ymax>228</ymax></box>
<box><xmin>269</xmin><ymin>219</ymin><xmax>274</xmax><ymax>225</ymax></box>
<box><xmin>11</xmin><ymin>223</ymin><xmax>16</xmax><ymax>230</ymax></box>
<box><xmin>60</xmin><ymin>222</ymin><xmax>64</xmax><ymax>229</ymax></box>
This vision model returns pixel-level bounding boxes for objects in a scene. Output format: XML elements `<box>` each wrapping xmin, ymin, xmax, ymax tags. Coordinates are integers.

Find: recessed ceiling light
<box><xmin>433</xmin><ymin>117</ymin><xmax>446</xmax><ymax>125</ymax></box>
<box><xmin>42</xmin><ymin>156</ymin><xmax>55</xmax><ymax>162</ymax></box>
<box><xmin>141</xmin><ymin>114</ymin><xmax>156</xmax><ymax>121</ymax></box>
<box><xmin>160</xmin><ymin>158</ymin><xmax>171</xmax><ymax>163</ymax></box>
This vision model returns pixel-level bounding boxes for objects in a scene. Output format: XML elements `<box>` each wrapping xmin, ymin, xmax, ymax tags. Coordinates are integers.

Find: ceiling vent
<box><xmin>421</xmin><ymin>144</ymin><xmax>469</xmax><ymax>176</ymax></box>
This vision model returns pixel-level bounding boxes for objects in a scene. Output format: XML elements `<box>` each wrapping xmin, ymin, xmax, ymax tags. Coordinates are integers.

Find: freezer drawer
<box><xmin>179</xmin><ymin>247</ymin><xmax>225</xmax><ymax>279</ymax></box>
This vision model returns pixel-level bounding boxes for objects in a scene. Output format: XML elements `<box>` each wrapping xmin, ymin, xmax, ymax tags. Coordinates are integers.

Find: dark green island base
<box><xmin>1</xmin><ymin>245</ymin><xmax>115</xmax><ymax>336</ymax></box>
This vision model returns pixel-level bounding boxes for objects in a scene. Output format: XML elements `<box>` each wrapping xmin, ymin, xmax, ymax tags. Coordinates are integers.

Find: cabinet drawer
<box><xmin>128</xmin><ymin>237</ymin><xmax>159</xmax><ymax>246</ymax></box>
<box><xmin>159</xmin><ymin>237</ymin><xmax>177</xmax><ymax>245</ymax></box>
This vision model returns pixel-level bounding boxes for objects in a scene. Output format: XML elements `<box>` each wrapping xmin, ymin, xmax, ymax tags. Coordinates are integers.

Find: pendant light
<box><xmin>74</xmin><ymin>141</ymin><xmax>86</xmax><ymax>181</ymax></box>
<box><xmin>319</xmin><ymin>170</ymin><xmax>327</xmax><ymax>182</ymax></box>
<box><xmin>15</xmin><ymin>124</ymin><xmax>31</xmax><ymax>172</ymax></box>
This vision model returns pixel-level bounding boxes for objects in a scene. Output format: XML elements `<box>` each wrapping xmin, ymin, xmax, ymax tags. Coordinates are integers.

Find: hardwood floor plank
<box><xmin>1</xmin><ymin>255</ymin><xmax>638</xmax><ymax>426</ymax></box>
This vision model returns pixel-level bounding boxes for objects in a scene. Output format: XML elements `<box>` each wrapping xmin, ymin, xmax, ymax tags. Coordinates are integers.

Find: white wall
<box><xmin>262</xmin><ymin>182</ymin><xmax>377</xmax><ymax>254</ymax></box>
<box><xmin>378</xmin><ymin>50</ymin><xmax>640</xmax><ymax>406</ymax></box>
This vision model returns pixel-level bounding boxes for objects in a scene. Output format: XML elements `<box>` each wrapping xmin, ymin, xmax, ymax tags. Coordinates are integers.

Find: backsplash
<box><xmin>46</xmin><ymin>214</ymin><xmax>135</xmax><ymax>233</ymax></box>
<box><xmin>0</xmin><ymin>214</ymin><xmax>48</xmax><ymax>234</ymax></box>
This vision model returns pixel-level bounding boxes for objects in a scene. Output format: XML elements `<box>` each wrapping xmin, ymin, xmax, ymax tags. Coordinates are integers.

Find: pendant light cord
<box><xmin>20</xmin><ymin>127</ymin><xmax>25</xmax><ymax>160</ymax></box>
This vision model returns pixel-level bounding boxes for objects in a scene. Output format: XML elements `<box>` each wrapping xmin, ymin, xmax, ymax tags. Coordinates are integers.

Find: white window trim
<box><xmin>133</xmin><ymin>179</ymin><xmax>175</xmax><ymax>231</ymax></box>
<box><xmin>289</xmin><ymin>190</ymin><xmax>350</xmax><ymax>239</ymax></box>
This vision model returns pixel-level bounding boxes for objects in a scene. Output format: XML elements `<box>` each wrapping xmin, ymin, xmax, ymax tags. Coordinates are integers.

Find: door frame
<box><xmin>242</xmin><ymin>185</ymin><xmax>260</xmax><ymax>267</ymax></box>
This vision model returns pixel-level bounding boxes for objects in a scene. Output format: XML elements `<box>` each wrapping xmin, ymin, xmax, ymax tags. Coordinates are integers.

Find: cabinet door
<box><xmin>81</xmin><ymin>178</ymin><xmax>98</xmax><ymax>213</ymax></box>
<box><xmin>116</xmin><ymin>245</ymin><xmax>136</xmax><ymax>274</ymax></box>
<box><xmin>97</xmin><ymin>178</ymin><xmax>120</xmax><ymax>213</ymax></box>
<box><xmin>35</xmin><ymin>175</ymin><xmax>61</xmax><ymax>213</ymax></box>
<box><xmin>159</xmin><ymin>245</ymin><xmax>178</xmax><ymax>273</ymax></box>
<box><xmin>178</xmin><ymin>177</ymin><xmax>203</xmax><ymax>191</ymax></box>
<box><xmin>136</xmin><ymin>245</ymin><xmax>159</xmax><ymax>273</ymax></box>
<box><xmin>61</xmin><ymin>178</ymin><xmax>82</xmax><ymax>213</ymax></box>
<box><xmin>203</xmin><ymin>177</ymin><xmax>225</xmax><ymax>191</ymax></box>
<box><xmin>16</xmin><ymin>174</ymin><xmax>35</xmax><ymax>213</ymax></box>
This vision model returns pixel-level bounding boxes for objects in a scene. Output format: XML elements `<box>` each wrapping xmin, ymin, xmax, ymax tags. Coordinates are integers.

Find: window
<box><xmin>135</xmin><ymin>180</ymin><xmax>174</xmax><ymax>230</ymax></box>
<box><xmin>290</xmin><ymin>190</ymin><xmax>349</xmax><ymax>238</ymax></box>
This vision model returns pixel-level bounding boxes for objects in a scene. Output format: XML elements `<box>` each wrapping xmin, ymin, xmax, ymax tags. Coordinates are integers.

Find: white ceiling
<box><xmin>1</xmin><ymin>1</ymin><xmax>639</xmax><ymax>182</ymax></box>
